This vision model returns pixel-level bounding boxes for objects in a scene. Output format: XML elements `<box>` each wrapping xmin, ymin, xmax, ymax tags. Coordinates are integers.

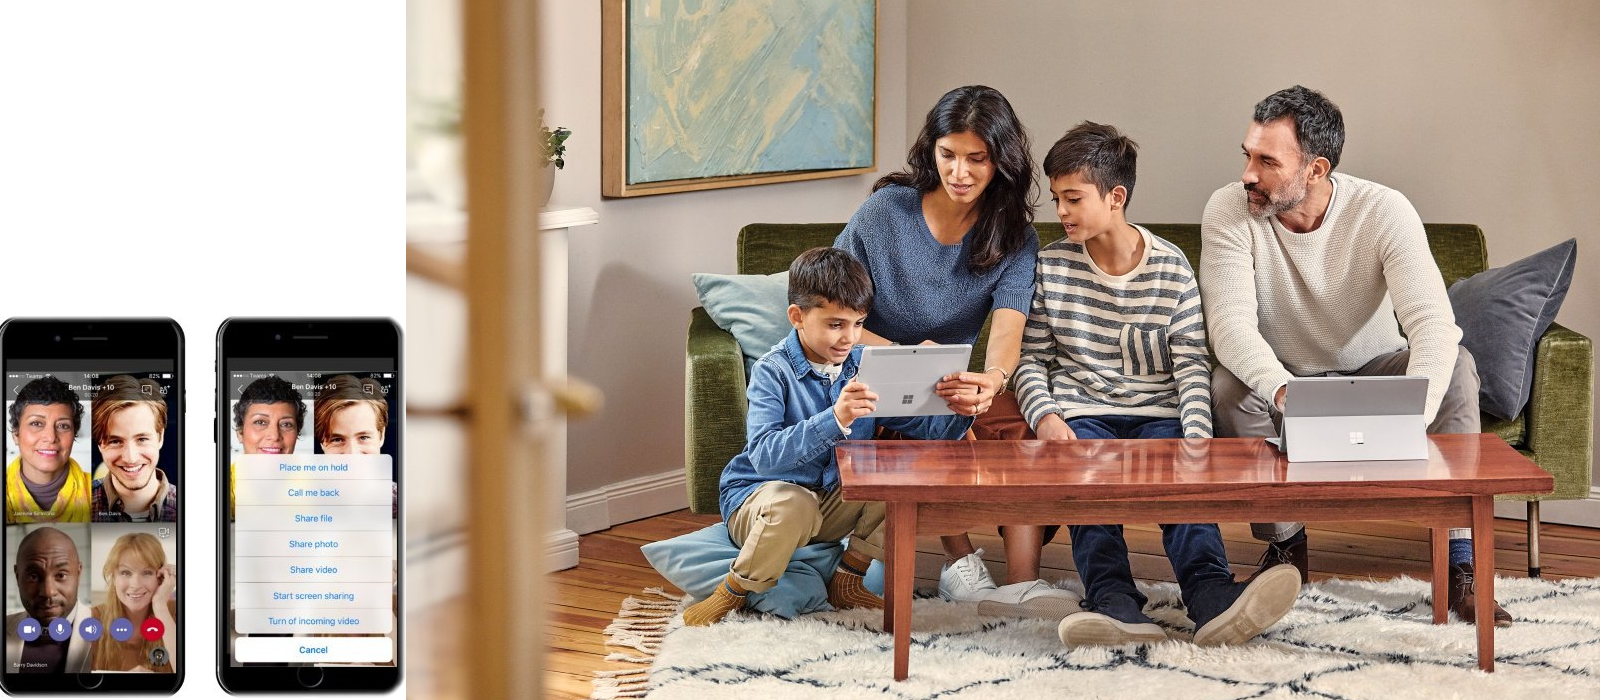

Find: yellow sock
<box><xmin>683</xmin><ymin>574</ymin><xmax>746</xmax><ymax>626</ymax></box>
<box><xmin>828</xmin><ymin>558</ymin><xmax>883</xmax><ymax>611</ymax></box>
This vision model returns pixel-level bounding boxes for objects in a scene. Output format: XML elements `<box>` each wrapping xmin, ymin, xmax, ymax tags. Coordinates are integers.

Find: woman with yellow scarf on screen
<box><xmin>6</xmin><ymin>376</ymin><xmax>91</xmax><ymax>523</ymax></box>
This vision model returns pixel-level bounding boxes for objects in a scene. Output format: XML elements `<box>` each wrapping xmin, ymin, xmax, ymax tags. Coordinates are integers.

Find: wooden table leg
<box><xmin>888</xmin><ymin>501</ymin><xmax>915</xmax><ymax>681</ymax></box>
<box><xmin>1472</xmin><ymin>495</ymin><xmax>1495</xmax><ymax>672</ymax></box>
<box><xmin>882</xmin><ymin>502</ymin><xmax>896</xmax><ymax>637</ymax></box>
<box><xmin>1429</xmin><ymin>527</ymin><xmax>1448</xmax><ymax>624</ymax></box>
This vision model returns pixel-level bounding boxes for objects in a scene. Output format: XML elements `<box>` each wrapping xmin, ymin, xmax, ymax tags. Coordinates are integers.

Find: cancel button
<box><xmin>299</xmin><ymin>646</ymin><xmax>329</xmax><ymax>654</ymax></box>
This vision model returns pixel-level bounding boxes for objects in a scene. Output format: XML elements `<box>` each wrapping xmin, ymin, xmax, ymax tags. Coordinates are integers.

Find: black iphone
<box><xmin>216</xmin><ymin>319</ymin><xmax>401</xmax><ymax>692</ymax></box>
<box><xmin>0</xmin><ymin>318</ymin><xmax>185</xmax><ymax>694</ymax></box>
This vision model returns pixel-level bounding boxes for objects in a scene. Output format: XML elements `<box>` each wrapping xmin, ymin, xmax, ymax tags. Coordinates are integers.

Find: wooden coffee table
<box><xmin>836</xmin><ymin>434</ymin><xmax>1553</xmax><ymax>680</ymax></box>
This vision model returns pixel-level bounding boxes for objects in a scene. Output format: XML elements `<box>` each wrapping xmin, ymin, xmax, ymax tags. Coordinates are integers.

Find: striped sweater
<box><xmin>1014</xmin><ymin>224</ymin><xmax>1213</xmax><ymax>437</ymax></box>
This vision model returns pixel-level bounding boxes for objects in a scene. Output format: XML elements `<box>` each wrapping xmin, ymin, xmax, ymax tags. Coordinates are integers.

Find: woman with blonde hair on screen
<box><xmin>89</xmin><ymin>533</ymin><xmax>176</xmax><ymax>672</ymax></box>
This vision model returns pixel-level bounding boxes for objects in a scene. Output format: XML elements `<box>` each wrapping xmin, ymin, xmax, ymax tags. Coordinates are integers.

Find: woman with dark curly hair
<box><xmin>6</xmin><ymin>376</ymin><xmax>90</xmax><ymax>523</ymax></box>
<box><xmin>834</xmin><ymin>85</ymin><xmax>1073</xmax><ymax>617</ymax></box>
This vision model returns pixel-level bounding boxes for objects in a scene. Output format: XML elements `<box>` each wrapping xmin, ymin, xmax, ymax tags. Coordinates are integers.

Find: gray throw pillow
<box><xmin>1447</xmin><ymin>239</ymin><xmax>1576</xmax><ymax>420</ymax></box>
<box><xmin>692</xmin><ymin>271</ymin><xmax>790</xmax><ymax>374</ymax></box>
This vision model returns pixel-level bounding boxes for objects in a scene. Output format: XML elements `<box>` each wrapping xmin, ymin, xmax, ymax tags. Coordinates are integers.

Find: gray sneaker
<box><xmin>1193</xmin><ymin>563</ymin><xmax>1300</xmax><ymax>646</ymax></box>
<box><xmin>1057</xmin><ymin>611</ymin><xmax>1168</xmax><ymax>649</ymax></box>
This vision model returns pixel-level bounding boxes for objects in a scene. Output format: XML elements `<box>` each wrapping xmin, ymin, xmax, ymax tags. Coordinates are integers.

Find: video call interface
<box><xmin>4</xmin><ymin>364</ymin><xmax>179</xmax><ymax>674</ymax></box>
<box><xmin>226</xmin><ymin>366</ymin><xmax>397</xmax><ymax>667</ymax></box>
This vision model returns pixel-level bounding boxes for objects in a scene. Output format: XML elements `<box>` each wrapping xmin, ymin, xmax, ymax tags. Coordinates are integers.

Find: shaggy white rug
<box><xmin>594</xmin><ymin>576</ymin><xmax>1600</xmax><ymax>699</ymax></box>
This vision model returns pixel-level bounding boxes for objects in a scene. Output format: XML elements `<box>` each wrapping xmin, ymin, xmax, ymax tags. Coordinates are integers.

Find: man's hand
<box><xmin>1274</xmin><ymin>385</ymin><xmax>1287</xmax><ymax>412</ymax></box>
<box><xmin>834</xmin><ymin>381</ymin><xmax>878</xmax><ymax>428</ymax></box>
<box><xmin>1035</xmin><ymin>413</ymin><xmax>1077</xmax><ymax>441</ymax></box>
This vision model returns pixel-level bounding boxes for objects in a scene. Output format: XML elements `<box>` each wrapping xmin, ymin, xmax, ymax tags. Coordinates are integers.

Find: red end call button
<box><xmin>140</xmin><ymin>617</ymin><xmax>165</xmax><ymax>641</ymax></box>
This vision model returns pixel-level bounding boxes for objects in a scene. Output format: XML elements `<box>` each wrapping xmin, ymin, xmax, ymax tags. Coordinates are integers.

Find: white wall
<box><xmin>540</xmin><ymin>0</ymin><xmax>910</xmax><ymax>496</ymax></box>
<box><xmin>908</xmin><ymin>0</ymin><xmax>1600</xmax><ymax>489</ymax></box>
<box><xmin>544</xmin><ymin>0</ymin><xmax>1600</xmax><ymax>511</ymax></box>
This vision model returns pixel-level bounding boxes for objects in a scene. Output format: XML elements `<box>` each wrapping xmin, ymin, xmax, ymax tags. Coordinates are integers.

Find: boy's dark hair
<box><xmin>232</xmin><ymin>375</ymin><xmax>306</xmax><ymax>431</ymax></box>
<box><xmin>8</xmin><ymin>376</ymin><xmax>82</xmax><ymax>433</ymax></box>
<box><xmin>1253</xmin><ymin>85</ymin><xmax>1344</xmax><ymax>172</ymax></box>
<box><xmin>1043</xmin><ymin>121</ymin><xmax>1139</xmax><ymax>209</ymax></box>
<box><xmin>787</xmin><ymin>247</ymin><xmax>873</xmax><ymax>313</ymax></box>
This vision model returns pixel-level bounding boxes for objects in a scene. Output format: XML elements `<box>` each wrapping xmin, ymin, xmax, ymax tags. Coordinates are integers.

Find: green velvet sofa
<box><xmin>686</xmin><ymin>222</ymin><xmax>1593</xmax><ymax>575</ymax></box>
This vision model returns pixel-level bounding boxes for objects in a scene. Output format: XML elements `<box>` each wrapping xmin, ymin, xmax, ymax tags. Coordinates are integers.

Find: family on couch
<box><xmin>685</xmin><ymin>84</ymin><xmax>1510</xmax><ymax>648</ymax></box>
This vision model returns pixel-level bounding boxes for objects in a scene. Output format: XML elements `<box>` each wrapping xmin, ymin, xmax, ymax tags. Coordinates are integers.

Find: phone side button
<box><xmin>297</xmin><ymin>666</ymin><xmax>324</xmax><ymax>689</ymax></box>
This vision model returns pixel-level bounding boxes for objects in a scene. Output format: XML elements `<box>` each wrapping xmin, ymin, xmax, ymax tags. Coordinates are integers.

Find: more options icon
<box><xmin>109</xmin><ymin>617</ymin><xmax>135</xmax><ymax>643</ymax></box>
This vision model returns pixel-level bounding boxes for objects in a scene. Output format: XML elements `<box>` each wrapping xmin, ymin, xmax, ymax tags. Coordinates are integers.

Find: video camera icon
<box><xmin>15</xmin><ymin>617</ymin><xmax>41</xmax><ymax>642</ymax></box>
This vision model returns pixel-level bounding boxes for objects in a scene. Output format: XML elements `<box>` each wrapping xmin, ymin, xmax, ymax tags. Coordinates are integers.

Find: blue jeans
<box><xmin>1065</xmin><ymin>416</ymin><xmax>1236</xmax><ymax>621</ymax></box>
<box><xmin>1066</xmin><ymin>414</ymin><xmax>1182</xmax><ymax>440</ymax></box>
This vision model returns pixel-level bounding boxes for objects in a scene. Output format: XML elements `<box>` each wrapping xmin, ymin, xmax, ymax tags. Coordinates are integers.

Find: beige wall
<box><xmin>542</xmin><ymin>0</ymin><xmax>910</xmax><ymax>495</ymax></box>
<box><xmin>546</xmin><ymin>0</ymin><xmax>1599</xmax><ymax>505</ymax></box>
<box><xmin>908</xmin><ymin>0</ymin><xmax>1600</xmax><ymax>487</ymax></box>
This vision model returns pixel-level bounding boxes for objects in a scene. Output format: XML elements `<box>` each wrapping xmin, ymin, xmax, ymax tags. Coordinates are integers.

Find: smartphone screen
<box><xmin>218</xmin><ymin>320</ymin><xmax>400</xmax><ymax>691</ymax></box>
<box><xmin>1</xmin><ymin>319</ymin><xmax>184</xmax><ymax>693</ymax></box>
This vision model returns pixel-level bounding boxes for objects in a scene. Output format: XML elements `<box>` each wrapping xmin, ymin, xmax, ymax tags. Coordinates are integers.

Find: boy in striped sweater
<box><xmin>1014</xmin><ymin>122</ymin><xmax>1299</xmax><ymax>648</ymax></box>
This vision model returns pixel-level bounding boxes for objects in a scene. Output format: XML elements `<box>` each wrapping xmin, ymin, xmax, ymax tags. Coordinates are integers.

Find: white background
<box><xmin>0</xmin><ymin>2</ymin><xmax>403</xmax><ymax>696</ymax></box>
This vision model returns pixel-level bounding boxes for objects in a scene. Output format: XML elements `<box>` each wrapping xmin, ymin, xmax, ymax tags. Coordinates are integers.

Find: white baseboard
<box><xmin>546</xmin><ymin>528</ymin><xmax>581</xmax><ymax>572</ymax></box>
<box><xmin>1493</xmin><ymin>488</ymin><xmax>1600</xmax><ymax>529</ymax></box>
<box><xmin>566</xmin><ymin>469</ymin><xmax>689</xmax><ymax>536</ymax></box>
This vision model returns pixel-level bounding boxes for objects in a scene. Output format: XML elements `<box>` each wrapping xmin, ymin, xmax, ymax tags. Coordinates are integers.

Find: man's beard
<box><xmin>1246</xmin><ymin>175</ymin><xmax>1308</xmax><ymax>218</ymax></box>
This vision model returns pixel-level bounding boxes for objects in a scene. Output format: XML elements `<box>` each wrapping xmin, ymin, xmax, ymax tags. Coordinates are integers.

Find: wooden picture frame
<box><xmin>601</xmin><ymin>0</ymin><xmax>877</xmax><ymax>198</ymax></box>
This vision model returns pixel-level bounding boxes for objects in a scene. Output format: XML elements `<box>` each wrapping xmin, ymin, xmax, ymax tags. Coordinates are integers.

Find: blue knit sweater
<box><xmin>834</xmin><ymin>184</ymin><xmax>1039</xmax><ymax>345</ymax></box>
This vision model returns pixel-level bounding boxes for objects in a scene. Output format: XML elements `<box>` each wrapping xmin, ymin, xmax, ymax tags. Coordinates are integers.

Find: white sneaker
<box><xmin>938</xmin><ymin>549</ymin><xmax>998</xmax><ymax>602</ymax></box>
<box><xmin>978</xmin><ymin>579</ymin><xmax>1083</xmax><ymax>619</ymax></box>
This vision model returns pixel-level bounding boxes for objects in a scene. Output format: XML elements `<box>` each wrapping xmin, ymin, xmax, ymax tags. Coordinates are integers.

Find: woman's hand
<box><xmin>936</xmin><ymin>371</ymin><xmax>1001</xmax><ymax>416</ymax></box>
<box><xmin>154</xmin><ymin>564</ymin><xmax>178</xmax><ymax>616</ymax></box>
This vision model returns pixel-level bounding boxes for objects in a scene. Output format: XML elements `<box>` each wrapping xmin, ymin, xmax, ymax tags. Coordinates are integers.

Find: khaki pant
<box><xmin>727</xmin><ymin>481</ymin><xmax>885</xmax><ymax>593</ymax></box>
<box><xmin>1213</xmin><ymin>346</ymin><xmax>1482</xmax><ymax>542</ymax></box>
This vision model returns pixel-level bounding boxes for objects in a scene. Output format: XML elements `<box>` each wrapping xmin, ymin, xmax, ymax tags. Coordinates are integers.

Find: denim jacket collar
<box><xmin>779</xmin><ymin>329</ymin><xmax>861</xmax><ymax>383</ymax></box>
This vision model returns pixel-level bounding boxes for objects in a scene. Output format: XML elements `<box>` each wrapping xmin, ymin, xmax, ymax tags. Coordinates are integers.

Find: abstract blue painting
<box><xmin>623</xmin><ymin>0</ymin><xmax>875</xmax><ymax>187</ymax></box>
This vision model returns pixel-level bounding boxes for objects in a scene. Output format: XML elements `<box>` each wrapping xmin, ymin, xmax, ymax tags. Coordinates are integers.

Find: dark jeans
<box><xmin>1064</xmin><ymin>416</ymin><xmax>1236</xmax><ymax>620</ymax></box>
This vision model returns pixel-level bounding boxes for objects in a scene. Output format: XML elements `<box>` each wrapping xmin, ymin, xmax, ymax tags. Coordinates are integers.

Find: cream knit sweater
<box><xmin>1199</xmin><ymin>173</ymin><xmax>1462</xmax><ymax>422</ymax></box>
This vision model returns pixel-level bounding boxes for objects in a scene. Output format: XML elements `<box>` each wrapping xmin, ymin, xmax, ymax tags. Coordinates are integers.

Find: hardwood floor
<box><xmin>544</xmin><ymin>509</ymin><xmax>1600</xmax><ymax>699</ymax></box>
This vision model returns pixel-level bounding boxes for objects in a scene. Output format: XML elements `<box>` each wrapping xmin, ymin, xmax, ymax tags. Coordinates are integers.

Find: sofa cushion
<box><xmin>693</xmin><ymin>271</ymin><xmax>790</xmax><ymax>373</ymax></box>
<box><xmin>1448</xmin><ymin>239</ymin><xmax>1577</xmax><ymax>420</ymax></box>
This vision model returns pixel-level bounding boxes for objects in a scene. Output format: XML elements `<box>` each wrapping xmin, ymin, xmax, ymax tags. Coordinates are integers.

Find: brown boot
<box><xmin>1447</xmin><ymin>563</ymin><xmax>1512</xmax><ymax>628</ymax></box>
<box><xmin>1243</xmin><ymin>537</ymin><xmax>1308</xmax><ymax>586</ymax></box>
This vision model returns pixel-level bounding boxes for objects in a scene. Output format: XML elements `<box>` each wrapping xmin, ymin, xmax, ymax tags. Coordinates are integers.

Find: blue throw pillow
<box><xmin>692</xmin><ymin>272</ymin><xmax>790</xmax><ymax>374</ymax></box>
<box><xmin>640</xmin><ymin>523</ymin><xmax>884</xmax><ymax>619</ymax></box>
<box><xmin>1447</xmin><ymin>239</ymin><xmax>1576</xmax><ymax>420</ymax></box>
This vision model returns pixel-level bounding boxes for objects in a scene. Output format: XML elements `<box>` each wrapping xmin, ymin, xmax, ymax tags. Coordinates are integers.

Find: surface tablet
<box><xmin>852</xmin><ymin>344</ymin><xmax>972</xmax><ymax>418</ymax></box>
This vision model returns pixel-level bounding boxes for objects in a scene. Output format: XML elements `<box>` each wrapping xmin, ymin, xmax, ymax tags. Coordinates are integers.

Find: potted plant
<box><xmin>538</xmin><ymin>108</ymin><xmax>571</xmax><ymax>207</ymax></box>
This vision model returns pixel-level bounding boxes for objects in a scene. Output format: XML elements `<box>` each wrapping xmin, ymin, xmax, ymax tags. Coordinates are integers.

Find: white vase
<box><xmin>536</xmin><ymin>163</ymin><xmax>555</xmax><ymax>208</ymax></box>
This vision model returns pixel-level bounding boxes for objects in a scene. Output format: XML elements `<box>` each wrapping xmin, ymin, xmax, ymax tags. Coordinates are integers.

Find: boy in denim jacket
<box><xmin>685</xmin><ymin>248</ymin><xmax>974</xmax><ymax>626</ymax></box>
